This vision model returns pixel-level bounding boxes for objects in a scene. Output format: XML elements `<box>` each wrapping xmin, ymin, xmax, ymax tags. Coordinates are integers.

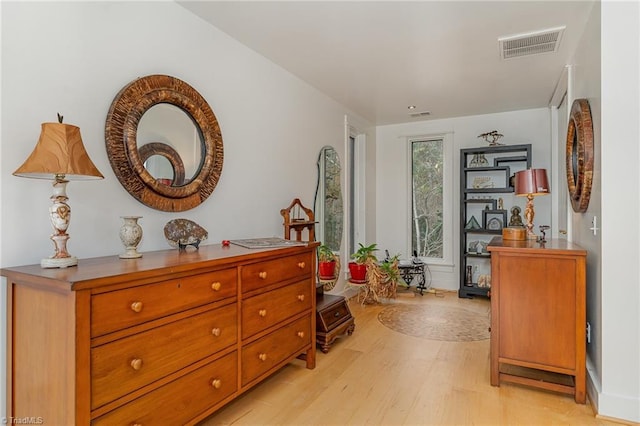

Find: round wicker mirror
<box><xmin>566</xmin><ymin>98</ymin><xmax>594</xmax><ymax>213</ymax></box>
<box><xmin>105</xmin><ymin>74</ymin><xmax>223</xmax><ymax>212</ymax></box>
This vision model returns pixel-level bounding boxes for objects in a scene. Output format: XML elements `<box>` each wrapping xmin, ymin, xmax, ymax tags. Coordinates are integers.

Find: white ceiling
<box><xmin>178</xmin><ymin>1</ymin><xmax>595</xmax><ymax>126</ymax></box>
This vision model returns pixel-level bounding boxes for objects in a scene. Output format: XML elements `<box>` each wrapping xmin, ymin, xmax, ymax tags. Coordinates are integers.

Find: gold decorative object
<box><xmin>13</xmin><ymin>114</ymin><xmax>103</xmax><ymax>268</ymax></box>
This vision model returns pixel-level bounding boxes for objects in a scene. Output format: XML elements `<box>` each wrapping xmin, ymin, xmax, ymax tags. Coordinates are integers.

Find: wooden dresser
<box><xmin>488</xmin><ymin>238</ymin><xmax>587</xmax><ymax>403</ymax></box>
<box><xmin>1</xmin><ymin>243</ymin><xmax>318</xmax><ymax>425</ymax></box>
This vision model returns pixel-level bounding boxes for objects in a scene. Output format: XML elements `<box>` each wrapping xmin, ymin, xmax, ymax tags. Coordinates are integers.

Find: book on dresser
<box><xmin>1</xmin><ymin>242</ymin><xmax>319</xmax><ymax>425</ymax></box>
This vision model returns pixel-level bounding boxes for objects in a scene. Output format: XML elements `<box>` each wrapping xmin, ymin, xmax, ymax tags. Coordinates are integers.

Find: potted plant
<box><xmin>348</xmin><ymin>243</ymin><xmax>378</xmax><ymax>282</ymax></box>
<box><xmin>377</xmin><ymin>254</ymin><xmax>404</xmax><ymax>299</ymax></box>
<box><xmin>317</xmin><ymin>244</ymin><xmax>337</xmax><ymax>280</ymax></box>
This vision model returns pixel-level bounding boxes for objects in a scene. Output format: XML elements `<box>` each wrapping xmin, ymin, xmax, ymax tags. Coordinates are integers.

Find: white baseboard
<box><xmin>587</xmin><ymin>357</ymin><xmax>640</xmax><ymax>424</ymax></box>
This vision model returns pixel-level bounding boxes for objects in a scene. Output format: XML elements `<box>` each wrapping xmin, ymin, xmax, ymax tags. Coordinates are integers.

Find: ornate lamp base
<box><xmin>42</xmin><ymin>179</ymin><xmax>79</xmax><ymax>268</ymax></box>
<box><xmin>524</xmin><ymin>194</ymin><xmax>538</xmax><ymax>240</ymax></box>
<box><xmin>42</xmin><ymin>256</ymin><xmax>78</xmax><ymax>268</ymax></box>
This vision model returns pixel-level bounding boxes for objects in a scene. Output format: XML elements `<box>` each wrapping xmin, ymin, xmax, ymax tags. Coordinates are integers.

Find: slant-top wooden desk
<box><xmin>488</xmin><ymin>237</ymin><xmax>587</xmax><ymax>403</ymax></box>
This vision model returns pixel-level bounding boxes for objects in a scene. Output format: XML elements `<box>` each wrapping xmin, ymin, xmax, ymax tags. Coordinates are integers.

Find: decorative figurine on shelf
<box><xmin>509</xmin><ymin>206</ymin><xmax>524</xmax><ymax>227</ymax></box>
<box><xmin>478</xmin><ymin>274</ymin><xmax>492</xmax><ymax>288</ymax></box>
<box><xmin>478</xmin><ymin>130</ymin><xmax>504</xmax><ymax>146</ymax></box>
<box><xmin>465</xmin><ymin>216</ymin><xmax>481</xmax><ymax>230</ymax></box>
<box><xmin>465</xmin><ymin>265</ymin><xmax>473</xmax><ymax>286</ymax></box>
<box><xmin>477</xmin><ymin>241</ymin><xmax>488</xmax><ymax>254</ymax></box>
<box><xmin>469</xmin><ymin>153</ymin><xmax>489</xmax><ymax>168</ymax></box>
<box><xmin>498</xmin><ymin>197</ymin><xmax>504</xmax><ymax>210</ymax></box>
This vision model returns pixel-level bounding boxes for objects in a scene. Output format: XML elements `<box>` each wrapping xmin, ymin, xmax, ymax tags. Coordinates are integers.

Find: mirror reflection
<box><xmin>314</xmin><ymin>146</ymin><xmax>343</xmax><ymax>252</ymax></box>
<box><xmin>137</xmin><ymin>103</ymin><xmax>203</xmax><ymax>185</ymax></box>
<box><xmin>145</xmin><ymin>155</ymin><xmax>174</xmax><ymax>186</ymax></box>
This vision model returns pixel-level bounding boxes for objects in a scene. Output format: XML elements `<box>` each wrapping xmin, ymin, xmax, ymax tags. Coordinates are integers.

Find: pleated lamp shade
<box><xmin>13</xmin><ymin>122</ymin><xmax>103</xmax><ymax>180</ymax></box>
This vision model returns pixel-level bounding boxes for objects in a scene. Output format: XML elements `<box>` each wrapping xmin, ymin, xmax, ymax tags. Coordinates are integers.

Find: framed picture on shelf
<box><xmin>482</xmin><ymin>209</ymin><xmax>507</xmax><ymax>230</ymax></box>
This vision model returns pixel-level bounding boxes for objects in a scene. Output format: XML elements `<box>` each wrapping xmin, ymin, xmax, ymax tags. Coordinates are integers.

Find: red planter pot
<box><xmin>348</xmin><ymin>262</ymin><xmax>367</xmax><ymax>283</ymax></box>
<box><xmin>318</xmin><ymin>261</ymin><xmax>336</xmax><ymax>280</ymax></box>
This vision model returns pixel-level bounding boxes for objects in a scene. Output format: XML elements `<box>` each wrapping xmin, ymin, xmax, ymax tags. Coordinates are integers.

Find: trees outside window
<box><xmin>411</xmin><ymin>139</ymin><xmax>444</xmax><ymax>259</ymax></box>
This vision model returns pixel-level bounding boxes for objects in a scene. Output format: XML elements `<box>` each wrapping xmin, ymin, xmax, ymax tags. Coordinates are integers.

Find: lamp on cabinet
<box><xmin>514</xmin><ymin>168</ymin><xmax>549</xmax><ymax>240</ymax></box>
<box><xmin>13</xmin><ymin>114</ymin><xmax>104</xmax><ymax>268</ymax></box>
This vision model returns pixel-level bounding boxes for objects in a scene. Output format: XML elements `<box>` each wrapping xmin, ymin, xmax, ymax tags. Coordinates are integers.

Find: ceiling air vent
<box><xmin>499</xmin><ymin>26</ymin><xmax>565</xmax><ymax>60</ymax></box>
<box><xmin>409</xmin><ymin>111</ymin><xmax>431</xmax><ymax>118</ymax></box>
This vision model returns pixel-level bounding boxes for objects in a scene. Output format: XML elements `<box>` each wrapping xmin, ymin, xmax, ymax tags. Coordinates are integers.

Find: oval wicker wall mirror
<box><xmin>105</xmin><ymin>74</ymin><xmax>223</xmax><ymax>212</ymax></box>
<box><xmin>565</xmin><ymin>98</ymin><xmax>594</xmax><ymax>213</ymax></box>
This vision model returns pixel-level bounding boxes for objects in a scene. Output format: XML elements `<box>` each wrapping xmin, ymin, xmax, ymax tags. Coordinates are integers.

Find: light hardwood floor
<box><xmin>200</xmin><ymin>290</ymin><xmax>618</xmax><ymax>426</ymax></box>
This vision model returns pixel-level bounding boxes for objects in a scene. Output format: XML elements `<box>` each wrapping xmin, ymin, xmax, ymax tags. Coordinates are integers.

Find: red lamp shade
<box><xmin>515</xmin><ymin>169</ymin><xmax>550</xmax><ymax>196</ymax></box>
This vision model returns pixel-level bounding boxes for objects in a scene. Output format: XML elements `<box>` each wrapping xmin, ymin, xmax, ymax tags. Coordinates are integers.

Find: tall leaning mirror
<box><xmin>314</xmin><ymin>146</ymin><xmax>343</xmax><ymax>252</ymax></box>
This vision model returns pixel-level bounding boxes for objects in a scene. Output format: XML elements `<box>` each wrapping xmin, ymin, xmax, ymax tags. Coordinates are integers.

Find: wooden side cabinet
<box><xmin>488</xmin><ymin>238</ymin><xmax>587</xmax><ymax>403</ymax></box>
<box><xmin>316</xmin><ymin>294</ymin><xmax>355</xmax><ymax>353</ymax></box>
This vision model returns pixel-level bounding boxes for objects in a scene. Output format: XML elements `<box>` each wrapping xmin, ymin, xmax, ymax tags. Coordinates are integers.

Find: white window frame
<box><xmin>343</xmin><ymin>117</ymin><xmax>367</xmax><ymax>276</ymax></box>
<box><xmin>406</xmin><ymin>132</ymin><xmax>454</xmax><ymax>266</ymax></box>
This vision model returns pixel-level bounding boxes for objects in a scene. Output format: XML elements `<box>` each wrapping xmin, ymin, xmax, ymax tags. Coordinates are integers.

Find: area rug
<box><xmin>377</xmin><ymin>303</ymin><xmax>490</xmax><ymax>342</ymax></box>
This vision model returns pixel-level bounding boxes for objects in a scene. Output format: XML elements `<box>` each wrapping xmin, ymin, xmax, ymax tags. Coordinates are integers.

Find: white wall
<box><xmin>594</xmin><ymin>1</ymin><xmax>640</xmax><ymax>422</ymax></box>
<box><xmin>0</xmin><ymin>2</ymin><xmax>368</xmax><ymax>268</ymax></box>
<box><xmin>376</xmin><ymin>108</ymin><xmax>552</xmax><ymax>290</ymax></box>
<box><xmin>0</xmin><ymin>1</ymin><xmax>372</xmax><ymax>418</ymax></box>
<box><xmin>569</xmin><ymin>0</ymin><xmax>605</xmax><ymax>412</ymax></box>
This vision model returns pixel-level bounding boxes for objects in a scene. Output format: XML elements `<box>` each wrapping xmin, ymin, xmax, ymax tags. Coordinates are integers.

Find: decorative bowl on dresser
<box><xmin>1</xmin><ymin>242</ymin><xmax>318</xmax><ymax>425</ymax></box>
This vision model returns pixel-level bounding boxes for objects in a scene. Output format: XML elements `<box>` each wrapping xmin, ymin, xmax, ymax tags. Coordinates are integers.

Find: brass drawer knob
<box><xmin>258</xmin><ymin>309</ymin><xmax>267</xmax><ymax>317</ymax></box>
<box><xmin>297</xmin><ymin>294</ymin><xmax>305</xmax><ymax>301</ymax></box>
<box><xmin>211</xmin><ymin>379</ymin><xmax>222</xmax><ymax>389</ymax></box>
<box><xmin>297</xmin><ymin>331</ymin><xmax>305</xmax><ymax>338</ymax></box>
<box><xmin>259</xmin><ymin>271</ymin><xmax>267</xmax><ymax>279</ymax></box>
<box><xmin>211</xmin><ymin>327</ymin><xmax>221</xmax><ymax>337</ymax></box>
<box><xmin>130</xmin><ymin>301</ymin><xmax>143</xmax><ymax>313</ymax></box>
<box><xmin>211</xmin><ymin>282</ymin><xmax>222</xmax><ymax>291</ymax></box>
<box><xmin>297</xmin><ymin>262</ymin><xmax>305</xmax><ymax>269</ymax></box>
<box><xmin>130</xmin><ymin>358</ymin><xmax>143</xmax><ymax>371</ymax></box>
<box><xmin>259</xmin><ymin>353</ymin><xmax>267</xmax><ymax>361</ymax></box>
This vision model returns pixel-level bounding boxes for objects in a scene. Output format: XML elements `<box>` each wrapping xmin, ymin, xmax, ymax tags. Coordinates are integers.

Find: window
<box><xmin>410</xmin><ymin>138</ymin><xmax>445</xmax><ymax>260</ymax></box>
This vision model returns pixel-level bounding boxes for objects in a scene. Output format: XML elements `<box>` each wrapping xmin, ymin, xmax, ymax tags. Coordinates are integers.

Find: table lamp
<box><xmin>13</xmin><ymin>114</ymin><xmax>104</xmax><ymax>268</ymax></box>
<box><xmin>514</xmin><ymin>168</ymin><xmax>549</xmax><ymax>240</ymax></box>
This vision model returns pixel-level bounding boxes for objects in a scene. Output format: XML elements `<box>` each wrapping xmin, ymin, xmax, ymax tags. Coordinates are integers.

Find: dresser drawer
<box><xmin>91</xmin><ymin>304</ymin><xmax>237</xmax><ymax>409</ymax></box>
<box><xmin>91</xmin><ymin>268</ymin><xmax>237</xmax><ymax>337</ymax></box>
<box><xmin>92</xmin><ymin>351</ymin><xmax>238</xmax><ymax>426</ymax></box>
<box><xmin>241</xmin><ymin>252</ymin><xmax>312</xmax><ymax>293</ymax></box>
<box><xmin>242</xmin><ymin>279</ymin><xmax>311</xmax><ymax>339</ymax></box>
<box><xmin>241</xmin><ymin>315</ymin><xmax>311</xmax><ymax>386</ymax></box>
